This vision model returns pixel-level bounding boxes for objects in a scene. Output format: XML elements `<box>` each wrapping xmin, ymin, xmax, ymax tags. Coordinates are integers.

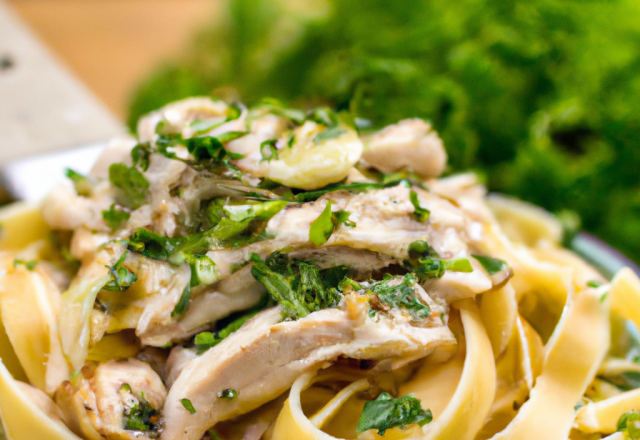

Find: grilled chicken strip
<box><xmin>55</xmin><ymin>359</ymin><xmax>167</xmax><ymax>440</ymax></box>
<box><xmin>161</xmin><ymin>281</ymin><xmax>456</xmax><ymax>440</ymax></box>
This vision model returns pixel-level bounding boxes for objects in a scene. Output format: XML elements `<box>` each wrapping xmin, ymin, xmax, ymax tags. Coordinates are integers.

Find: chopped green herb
<box><xmin>368</xmin><ymin>309</ymin><xmax>376</xmax><ymax>318</ymax></box>
<box><xmin>313</xmin><ymin>127</ymin><xmax>346</xmax><ymax>144</ymax></box>
<box><xmin>309</xmin><ymin>201</ymin><xmax>335</xmax><ymax>246</ymax></box>
<box><xmin>102</xmin><ymin>204</ymin><xmax>131</xmax><ymax>231</ymax></box>
<box><xmin>370</xmin><ymin>274</ymin><xmax>431</xmax><ymax>319</ymax></box>
<box><xmin>120</xmin><ymin>384</ymin><xmax>159</xmax><ymax>432</ymax></box>
<box><xmin>217</xmin><ymin>389</ymin><xmax>238</xmax><ymax>400</ymax></box>
<box><xmin>307</xmin><ymin>107</ymin><xmax>339</xmax><ymax>127</ymax></box>
<box><xmin>472</xmin><ymin>255</ymin><xmax>509</xmax><ymax>275</ymax></box>
<box><xmin>181</xmin><ymin>398</ymin><xmax>197</xmax><ymax>414</ymax></box>
<box><xmin>260</xmin><ymin>139</ymin><xmax>279</xmax><ymax>162</ymax></box>
<box><xmin>258</xmin><ymin>98</ymin><xmax>307</xmax><ymax>124</ymax></box>
<box><xmin>617</xmin><ymin>410</ymin><xmax>640</xmax><ymax>438</ymax></box>
<box><xmin>109</xmin><ymin>163</ymin><xmax>150</xmax><ymax>209</ymax></box>
<box><xmin>440</xmin><ymin>312</ymin><xmax>445</xmax><ymax>324</ymax></box>
<box><xmin>215</xmin><ymin>131</ymin><xmax>248</xmax><ymax>143</ymax></box>
<box><xmin>599</xmin><ymin>291</ymin><xmax>609</xmax><ymax>303</ymax></box>
<box><xmin>13</xmin><ymin>259</ymin><xmax>37</xmax><ymax>271</ymax></box>
<box><xmin>333</xmin><ymin>210</ymin><xmax>356</xmax><ymax>228</ymax></box>
<box><xmin>171</xmin><ymin>283</ymin><xmax>191</xmax><ymax>317</ymax></box>
<box><xmin>103</xmin><ymin>251</ymin><xmax>138</xmax><ymax>292</ymax></box>
<box><xmin>356</xmin><ymin>392</ymin><xmax>432</xmax><ymax>435</ymax></box>
<box><xmin>249</xmin><ymin>252</ymin><xmax>344</xmax><ymax>320</ymax></box>
<box><xmin>587</xmin><ymin>280</ymin><xmax>604</xmax><ymax>288</ymax></box>
<box><xmin>209</xmin><ymin>428</ymin><xmax>223</xmax><ymax>440</ymax></box>
<box><xmin>195</xmin><ymin>309</ymin><xmax>261</xmax><ymax>354</ymax></box>
<box><xmin>186</xmin><ymin>254</ymin><xmax>219</xmax><ymax>286</ymax></box>
<box><xmin>131</xmin><ymin>144</ymin><xmax>151</xmax><ymax>171</ymax></box>
<box><xmin>183</xmin><ymin>136</ymin><xmax>244</xmax><ymax>162</ymax></box>
<box><xmin>409</xmin><ymin>190</ymin><xmax>430</xmax><ymax>222</ymax></box>
<box><xmin>230</xmin><ymin>260</ymin><xmax>250</xmax><ymax>273</ymax></box>
<box><xmin>65</xmin><ymin>168</ymin><xmax>93</xmax><ymax>196</ymax></box>
<box><xmin>443</xmin><ymin>258</ymin><xmax>473</xmax><ymax>273</ymax></box>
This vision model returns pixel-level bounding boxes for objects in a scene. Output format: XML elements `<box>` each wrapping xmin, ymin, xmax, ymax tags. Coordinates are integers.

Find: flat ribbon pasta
<box><xmin>489</xmin><ymin>286</ymin><xmax>610</xmax><ymax>440</ymax></box>
<box><xmin>575</xmin><ymin>388</ymin><xmax>640</xmax><ymax>434</ymax></box>
<box><xmin>0</xmin><ymin>360</ymin><xmax>81</xmax><ymax>440</ymax></box>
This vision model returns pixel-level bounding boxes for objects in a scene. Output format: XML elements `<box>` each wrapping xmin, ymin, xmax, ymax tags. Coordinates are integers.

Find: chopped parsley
<box><xmin>249</xmin><ymin>252</ymin><xmax>345</xmax><ymax>320</ymax></box>
<box><xmin>65</xmin><ymin>168</ymin><xmax>93</xmax><ymax>196</ymax></box>
<box><xmin>195</xmin><ymin>308</ymin><xmax>262</xmax><ymax>354</ymax></box>
<box><xmin>217</xmin><ymin>389</ymin><xmax>238</xmax><ymax>400</ymax></box>
<box><xmin>120</xmin><ymin>384</ymin><xmax>159</xmax><ymax>432</ymax></box>
<box><xmin>13</xmin><ymin>259</ymin><xmax>37</xmax><ymax>270</ymax></box>
<box><xmin>260</xmin><ymin>139</ymin><xmax>279</xmax><ymax>162</ymax></box>
<box><xmin>309</xmin><ymin>201</ymin><xmax>355</xmax><ymax>246</ymax></box>
<box><xmin>587</xmin><ymin>280</ymin><xmax>604</xmax><ymax>288</ymax></box>
<box><xmin>409</xmin><ymin>190</ymin><xmax>430</xmax><ymax>222</ymax></box>
<box><xmin>181</xmin><ymin>398</ymin><xmax>197</xmax><ymax>414</ymax></box>
<box><xmin>472</xmin><ymin>254</ymin><xmax>508</xmax><ymax>275</ymax></box>
<box><xmin>171</xmin><ymin>284</ymin><xmax>191</xmax><ymax>317</ymax></box>
<box><xmin>617</xmin><ymin>410</ymin><xmax>640</xmax><ymax>439</ymax></box>
<box><xmin>102</xmin><ymin>204</ymin><xmax>131</xmax><ymax>231</ymax></box>
<box><xmin>103</xmin><ymin>251</ymin><xmax>138</xmax><ymax>292</ymax></box>
<box><xmin>405</xmin><ymin>240</ymin><xmax>473</xmax><ymax>281</ymax></box>
<box><xmin>109</xmin><ymin>163</ymin><xmax>150</xmax><ymax>209</ymax></box>
<box><xmin>369</xmin><ymin>274</ymin><xmax>431</xmax><ymax>319</ymax></box>
<box><xmin>356</xmin><ymin>392</ymin><xmax>432</xmax><ymax>435</ymax></box>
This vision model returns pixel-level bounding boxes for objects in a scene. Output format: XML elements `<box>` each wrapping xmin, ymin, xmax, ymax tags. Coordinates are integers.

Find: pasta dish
<box><xmin>1</xmin><ymin>98</ymin><xmax>639</xmax><ymax>440</ymax></box>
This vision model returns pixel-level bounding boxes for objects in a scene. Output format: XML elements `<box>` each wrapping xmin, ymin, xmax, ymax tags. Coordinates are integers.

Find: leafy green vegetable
<box><xmin>103</xmin><ymin>251</ymin><xmax>138</xmax><ymax>292</ymax></box>
<box><xmin>109</xmin><ymin>163</ymin><xmax>150</xmax><ymax>210</ymax></box>
<box><xmin>171</xmin><ymin>284</ymin><xmax>191</xmax><ymax>317</ymax></box>
<box><xmin>195</xmin><ymin>309</ymin><xmax>261</xmax><ymax>354</ymax></box>
<box><xmin>65</xmin><ymin>168</ymin><xmax>93</xmax><ymax>197</ymax></box>
<box><xmin>309</xmin><ymin>202</ymin><xmax>335</xmax><ymax>246</ymax></box>
<box><xmin>369</xmin><ymin>274</ymin><xmax>430</xmax><ymax>319</ymax></box>
<box><xmin>356</xmin><ymin>392</ymin><xmax>432</xmax><ymax>435</ymax></box>
<box><xmin>260</xmin><ymin>139</ymin><xmax>279</xmax><ymax>162</ymax></box>
<box><xmin>217</xmin><ymin>389</ymin><xmax>238</xmax><ymax>400</ymax></box>
<box><xmin>249</xmin><ymin>252</ymin><xmax>344</xmax><ymax>320</ymax></box>
<box><xmin>13</xmin><ymin>259</ymin><xmax>37</xmax><ymax>271</ymax></box>
<box><xmin>309</xmin><ymin>202</ymin><xmax>356</xmax><ymax>246</ymax></box>
<box><xmin>409</xmin><ymin>190</ymin><xmax>429</xmax><ymax>222</ymax></box>
<box><xmin>102</xmin><ymin>204</ymin><xmax>131</xmax><ymax>231</ymax></box>
<box><xmin>472</xmin><ymin>255</ymin><xmax>508</xmax><ymax>275</ymax></box>
<box><xmin>181</xmin><ymin>398</ymin><xmax>197</xmax><ymax>414</ymax></box>
<box><xmin>120</xmin><ymin>385</ymin><xmax>159</xmax><ymax>432</ymax></box>
<box><xmin>617</xmin><ymin>410</ymin><xmax>640</xmax><ymax>439</ymax></box>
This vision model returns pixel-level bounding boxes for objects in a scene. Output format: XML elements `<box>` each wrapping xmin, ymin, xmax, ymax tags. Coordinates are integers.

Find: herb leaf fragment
<box><xmin>65</xmin><ymin>168</ymin><xmax>93</xmax><ymax>196</ymax></box>
<box><xmin>217</xmin><ymin>389</ymin><xmax>238</xmax><ymax>400</ymax></box>
<box><xmin>103</xmin><ymin>204</ymin><xmax>131</xmax><ymax>231</ymax></box>
<box><xmin>309</xmin><ymin>201</ymin><xmax>356</xmax><ymax>246</ymax></box>
<box><xmin>471</xmin><ymin>254</ymin><xmax>508</xmax><ymax>275</ymax></box>
<box><xmin>409</xmin><ymin>190</ymin><xmax>430</xmax><ymax>222</ymax></box>
<box><xmin>357</xmin><ymin>392</ymin><xmax>432</xmax><ymax>435</ymax></box>
<box><xmin>195</xmin><ymin>308</ymin><xmax>261</xmax><ymax>354</ymax></box>
<box><xmin>13</xmin><ymin>259</ymin><xmax>37</xmax><ymax>271</ymax></box>
<box><xmin>617</xmin><ymin>410</ymin><xmax>640</xmax><ymax>439</ymax></box>
<box><xmin>249</xmin><ymin>252</ymin><xmax>344</xmax><ymax>320</ymax></box>
<box><xmin>181</xmin><ymin>398</ymin><xmax>197</xmax><ymax>414</ymax></box>
<box><xmin>103</xmin><ymin>251</ymin><xmax>138</xmax><ymax>292</ymax></box>
<box><xmin>119</xmin><ymin>384</ymin><xmax>159</xmax><ymax>432</ymax></box>
<box><xmin>369</xmin><ymin>274</ymin><xmax>431</xmax><ymax>319</ymax></box>
<box><xmin>109</xmin><ymin>163</ymin><xmax>150</xmax><ymax>210</ymax></box>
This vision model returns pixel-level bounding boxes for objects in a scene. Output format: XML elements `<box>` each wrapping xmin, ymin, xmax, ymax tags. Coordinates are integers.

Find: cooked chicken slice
<box><xmin>362</xmin><ymin>118</ymin><xmax>447</xmax><ymax>178</ymax></box>
<box><xmin>55</xmin><ymin>359</ymin><xmax>167</xmax><ymax>440</ymax></box>
<box><xmin>165</xmin><ymin>346</ymin><xmax>197</xmax><ymax>389</ymax></box>
<box><xmin>138</xmin><ymin>265</ymin><xmax>265</xmax><ymax>344</ymax></box>
<box><xmin>161</xmin><ymin>282</ymin><xmax>455</xmax><ymax>440</ymax></box>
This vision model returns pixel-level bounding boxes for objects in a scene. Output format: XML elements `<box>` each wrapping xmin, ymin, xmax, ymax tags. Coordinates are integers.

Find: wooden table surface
<box><xmin>7</xmin><ymin>0</ymin><xmax>217</xmax><ymax>119</ymax></box>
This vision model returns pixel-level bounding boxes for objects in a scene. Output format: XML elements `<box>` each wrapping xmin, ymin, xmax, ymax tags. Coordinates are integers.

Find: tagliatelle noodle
<box><xmin>271</xmin><ymin>298</ymin><xmax>495</xmax><ymax>440</ymax></box>
<box><xmin>0</xmin><ymin>266</ymin><xmax>69</xmax><ymax>394</ymax></box>
<box><xmin>575</xmin><ymin>387</ymin><xmax>640</xmax><ymax>434</ymax></box>
<box><xmin>609</xmin><ymin>267</ymin><xmax>640</xmax><ymax>331</ymax></box>
<box><xmin>479</xmin><ymin>282</ymin><xmax>517</xmax><ymax>358</ymax></box>
<box><xmin>489</xmin><ymin>285</ymin><xmax>610</xmax><ymax>439</ymax></box>
<box><xmin>0</xmin><ymin>360</ymin><xmax>81</xmax><ymax>440</ymax></box>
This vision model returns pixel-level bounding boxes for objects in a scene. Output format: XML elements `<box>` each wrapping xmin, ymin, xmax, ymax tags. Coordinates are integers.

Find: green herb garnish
<box><xmin>313</xmin><ymin>127</ymin><xmax>346</xmax><ymax>144</ymax></box>
<box><xmin>13</xmin><ymin>259</ymin><xmax>37</xmax><ymax>271</ymax></box>
<box><xmin>587</xmin><ymin>280</ymin><xmax>604</xmax><ymax>288</ymax></box>
<box><xmin>171</xmin><ymin>283</ymin><xmax>191</xmax><ymax>317</ymax></box>
<box><xmin>109</xmin><ymin>163</ymin><xmax>150</xmax><ymax>210</ymax></box>
<box><xmin>617</xmin><ymin>410</ymin><xmax>640</xmax><ymax>438</ymax></box>
<box><xmin>181</xmin><ymin>398</ymin><xmax>197</xmax><ymax>414</ymax></box>
<box><xmin>309</xmin><ymin>201</ymin><xmax>355</xmax><ymax>246</ymax></box>
<box><xmin>102</xmin><ymin>204</ymin><xmax>131</xmax><ymax>231</ymax></box>
<box><xmin>249</xmin><ymin>252</ymin><xmax>344</xmax><ymax>320</ymax></box>
<box><xmin>195</xmin><ymin>309</ymin><xmax>261</xmax><ymax>354</ymax></box>
<box><xmin>260</xmin><ymin>139</ymin><xmax>279</xmax><ymax>162</ymax></box>
<box><xmin>120</xmin><ymin>384</ymin><xmax>159</xmax><ymax>432</ymax></box>
<box><xmin>103</xmin><ymin>251</ymin><xmax>138</xmax><ymax>292</ymax></box>
<box><xmin>409</xmin><ymin>190</ymin><xmax>430</xmax><ymax>222</ymax></box>
<box><xmin>369</xmin><ymin>274</ymin><xmax>431</xmax><ymax>319</ymax></box>
<box><xmin>472</xmin><ymin>254</ymin><xmax>508</xmax><ymax>275</ymax></box>
<box><xmin>356</xmin><ymin>392</ymin><xmax>432</xmax><ymax>435</ymax></box>
<box><xmin>65</xmin><ymin>168</ymin><xmax>93</xmax><ymax>196</ymax></box>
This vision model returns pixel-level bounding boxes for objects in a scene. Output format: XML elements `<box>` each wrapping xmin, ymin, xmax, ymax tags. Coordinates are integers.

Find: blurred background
<box><xmin>4</xmin><ymin>0</ymin><xmax>640</xmax><ymax>264</ymax></box>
